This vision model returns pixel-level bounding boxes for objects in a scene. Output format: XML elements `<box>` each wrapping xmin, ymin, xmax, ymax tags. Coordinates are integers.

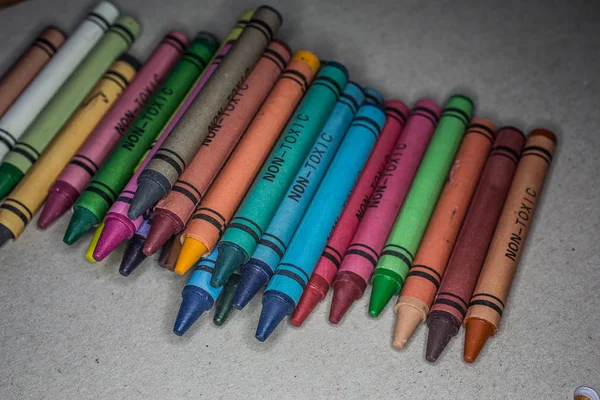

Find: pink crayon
<box><xmin>291</xmin><ymin>100</ymin><xmax>409</xmax><ymax>327</ymax></box>
<box><xmin>38</xmin><ymin>31</ymin><xmax>189</xmax><ymax>229</ymax></box>
<box><xmin>329</xmin><ymin>99</ymin><xmax>441</xmax><ymax>324</ymax></box>
<box><xmin>92</xmin><ymin>42</ymin><xmax>235</xmax><ymax>261</ymax></box>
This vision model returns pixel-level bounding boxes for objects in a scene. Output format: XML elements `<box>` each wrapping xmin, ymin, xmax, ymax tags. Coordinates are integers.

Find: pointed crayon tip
<box><xmin>393</xmin><ymin>304</ymin><xmax>425</xmax><ymax>350</ymax></box>
<box><xmin>329</xmin><ymin>272</ymin><xmax>366</xmax><ymax>324</ymax></box>
<box><xmin>290</xmin><ymin>274</ymin><xmax>329</xmax><ymax>326</ymax></box>
<box><xmin>0</xmin><ymin>163</ymin><xmax>22</xmax><ymax>199</ymax></box>
<box><xmin>63</xmin><ymin>207</ymin><xmax>98</xmax><ymax>245</ymax></box>
<box><xmin>214</xmin><ymin>274</ymin><xmax>239</xmax><ymax>325</ymax></box>
<box><xmin>0</xmin><ymin>223</ymin><xmax>14</xmax><ymax>247</ymax></box>
<box><xmin>256</xmin><ymin>291</ymin><xmax>295</xmax><ymax>342</ymax></box>
<box><xmin>174</xmin><ymin>238</ymin><xmax>207</xmax><ymax>275</ymax></box>
<box><xmin>93</xmin><ymin>218</ymin><xmax>132</xmax><ymax>261</ymax></box>
<box><xmin>211</xmin><ymin>244</ymin><xmax>246</xmax><ymax>288</ymax></box>
<box><xmin>232</xmin><ymin>260</ymin><xmax>270</xmax><ymax>310</ymax></box>
<box><xmin>173</xmin><ymin>285</ymin><xmax>214</xmax><ymax>336</ymax></box>
<box><xmin>38</xmin><ymin>182</ymin><xmax>79</xmax><ymax>229</ymax></box>
<box><xmin>119</xmin><ymin>235</ymin><xmax>147</xmax><ymax>276</ymax></box>
<box><xmin>143</xmin><ymin>212</ymin><xmax>179</xmax><ymax>256</ymax></box>
<box><xmin>425</xmin><ymin>311</ymin><xmax>460</xmax><ymax>363</ymax></box>
<box><xmin>463</xmin><ymin>318</ymin><xmax>493</xmax><ymax>363</ymax></box>
<box><xmin>368</xmin><ymin>275</ymin><xmax>399</xmax><ymax>317</ymax></box>
<box><xmin>128</xmin><ymin>178</ymin><xmax>165</xmax><ymax>220</ymax></box>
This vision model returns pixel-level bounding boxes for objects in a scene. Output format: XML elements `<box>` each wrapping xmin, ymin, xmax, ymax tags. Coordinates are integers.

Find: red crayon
<box><xmin>290</xmin><ymin>100</ymin><xmax>409</xmax><ymax>326</ymax></box>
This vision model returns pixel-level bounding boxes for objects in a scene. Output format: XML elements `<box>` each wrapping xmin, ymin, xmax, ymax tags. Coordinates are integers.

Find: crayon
<box><xmin>158</xmin><ymin>235</ymin><xmax>175</xmax><ymax>268</ymax></box>
<box><xmin>291</xmin><ymin>99</ymin><xmax>407</xmax><ymax>326</ymax></box>
<box><xmin>213</xmin><ymin>273</ymin><xmax>240</xmax><ymax>326</ymax></box>
<box><xmin>128</xmin><ymin>6</ymin><xmax>284</xmax><ymax>220</ymax></box>
<box><xmin>574</xmin><ymin>387</ymin><xmax>600</xmax><ymax>400</ymax></box>
<box><xmin>0</xmin><ymin>27</ymin><xmax>66</xmax><ymax>118</ymax></box>
<box><xmin>257</xmin><ymin>103</ymin><xmax>386</xmax><ymax>341</ymax></box>
<box><xmin>85</xmin><ymin>222</ymin><xmax>105</xmax><ymax>263</ymax></box>
<box><xmin>463</xmin><ymin>129</ymin><xmax>556</xmax><ymax>363</ymax></box>
<box><xmin>173</xmin><ymin>51</ymin><xmax>320</xmax><ymax>276</ymax></box>
<box><xmin>393</xmin><ymin>120</ymin><xmax>495</xmax><ymax>349</ymax></box>
<box><xmin>425</xmin><ymin>127</ymin><xmax>525</xmax><ymax>362</ymax></box>
<box><xmin>0</xmin><ymin>58</ymin><xmax>138</xmax><ymax>245</ymax></box>
<box><xmin>63</xmin><ymin>33</ymin><xmax>218</xmax><ymax>245</ymax></box>
<box><xmin>233</xmin><ymin>82</ymin><xmax>367</xmax><ymax>309</ymax></box>
<box><xmin>164</xmin><ymin>234</ymin><xmax>183</xmax><ymax>271</ymax></box>
<box><xmin>0</xmin><ymin>16</ymin><xmax>140</xmax><ymax>199</ymax></box>
<box><xmin>119</xmin><ymin>214</ymin><xmax>152</xmax><ymax>276</ymax></box>
<box><xmin>173</xmin><ymin>248</ymin><xmax>225</xmax><ymax>335</ymax></box>
<box><xmin>368</xmin><ymin>95</ymin><xmax>474</xmax><ymax>317</ymax></box>
<box><xmin>38</xmin><ymin>31</ymin><xmax>189</xmax><ymax>229</ymax></box>
<box><xmin>203</xmin><ymin>61</ymin><xmax>348</xmax><ymax>287</ymax></box>
<box><xmin>0</xmin><ymin>2</ymin><xmax>119</xmax><ymax>163</ymax></box>
<box><xmin>329</xmin><ymin>99</ymin><xmax>440</xmax><ymax>324</ymax></box>
<box><xmin>143</xmin><ymin>40</ymin><xmax>292</xmax><ymax>255</ymax></box>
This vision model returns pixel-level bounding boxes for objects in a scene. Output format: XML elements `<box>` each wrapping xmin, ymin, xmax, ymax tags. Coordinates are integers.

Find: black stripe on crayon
<box><xmin>339</xmin><ymin>99</ymin><xmax>359</xmax><ymax>114</ymax></box>
<box><xmin>86</xmin><ymin>186</ymin><xmax>114</xmax><ymax>205</ymax></box>
<box><xmin>86</xmin><ymin>12</ymin><xmax>109</xmax><ymax>32</ymax></box>
<box><xmin>279</xmin><ymin>263</ymin><xmax>310</xmax><ymax>281</ymax></box>
<box><xmin>0</xmin><ymin>136</ymin><xmax>13</xmax><ymax>151</ymax></box>
<box><xmin>365</xmin><ymin>93</ymin><xmax>380</xmax><ymax>105</ymax></box>
<box><xmin>35</xmin><ymin>37</ymin><xmax>58</xmax><ymax>53</ymax></box>
<box><xmin>443</xmin><ymin>107</ymin><xmax>470</xmax><ymax>125</ymax></box>
<box><xmin>264</xmin><ymin>48</ymin><xmax>287</xmax><ymax>69</ymax></box>
<box><xmin>192</xmin><ymin>213</ymin><xmax>224</xmax><ymax>234</ymax></box>
<box><xmin>0</xmin><ymin>204</ymin><xmax>28</xmax><ymax>224</ymax></box>
<box><xmin>4</xmin><ymin>198</ymin><xmax>33</xmax><ymax>219</ymax></box>
<box><xmin>385</xmin><ymin>243</ymin><xmax>414</xmax><ymax>261</ymax></box>
<box><xmin>437</xmin><ymin>291</ymin><xmax>468</xmax><ymax>308</ymax></box>
<box><xmin>183</xmin><ymin>51</ymin><xmax>208</xmax><ymax>68</ymax></box>
<box><xmin>353</xmin><ymin>116</ymin><xmax>383</xmax><ymax>132</ymax></box>
<box><xmin>245</xmin><ymin>22</ymin><xmax>270</xmax><ymax>43</ymax></box>
<box><xmin>74</xmin><ymin>155</ymin><xmax>99</xmax><ymax>171</ymax></box>
<box><xmin>196</xmin><ymin>263</ymin><xmax>215</xmax><ymax>273</ymax></box>
<box><xmin>411</xmin><ymin>106</ymin><xmax>439</xmax><ymax>124</ymax></box>
<box><xmin>227</xmin><ymin>222</ymin><xmax>260</xmax><ymax>243</ymax></box>
<box><xmin>348</xmin><ymin>242</ymin><xmax>378</xmax><ymax>256</ymax></box>
<box><xmin>490</xmin><ymin>150</ymin><xmax>518</xmax><ymax>165</ymax></box>
<box><xmin>345</xmin><ymin>249</ymin><xmax>377</xmax><ymax>268</ymax></box>
<box><xmin>172</xmin><ymin>186</ymin><xmax>198</xmax><ymax>204</ymax></box>
<box><xmin>248</xmin><ymin>19</ymin><xmax>273</xmax><ymax>40</ymax></box>
<box><xmin>164</xmin><ymin>34</ymin><xmax>186</xmax><ymax>52</ymax></box>
<box><xmin>406</xmin><ymin>270</ymin><xmax>439</xmax><ymax>289</ymax></box>
<box><xmin>315</xmin><ymin>76</ymin><xmax>342</xmax><ymax>96</ymax></box>
<box><xmin>104</xmin><ymin>76</ymin><xmax>127</xmax><ymax>92</ymax></box>
<box><xmin>283</xmin><ymin>69</ymin><xmax>308</xmax><ymax>90</ymax></box>
<box><xmin>87</xmin><ymin>12</ymin><xmax>110</xmax><ymax>31</ymax></box>
<box><xmin>176</xmin><ymin>180</ymin><xmax>202</xmax><ymax>201</ymax></box>
<box><xmin>112</xmin><ymin>23</ymin><xmax>135</xmax><ymax>45</ymax></box>
<box><xmin>263</xmin><ymin>233</ymin><xmax>286</xmax><ymax>251</ymax></box>
<box><xmin>273</xmin><ymin>269</ymin><xmax>306</xmax><ymax>288</ymax></box>
<box><xmin>233</xmin><ymin>216</ymin><xmax>263</xmax><ymax>235</ymax></box>
<box><xmin>32</xmin><ymin>42</ymin><xmax>53</xmax><ymax>57</ymax></box>
<box><xmin>385</xmin><ymin>106</ymin><xmax>407</xmax><ymax>125</ymax></box>
<box><xmin>0</xmin><ymin>129</ymin><xmax>16</xmax><ymax>145</ymax></box>
<box><xmin>16</xmin><ymin>141</ymin><xmax>40</xmax><ymax>157</ymax></box>
<box><xmin>325</xmin><ymin>245</ymin><xmax>343</xmax><ymax>261</ymax></box>
<box><xmin>162</xmin><ymin>40</ymin><xmax>185</xmax><ymax>54</ymax></box>
<box><xmin>11</xmin><ymin>147</ymin><xmax>37</xmax><ymax>164</ymax></box>
<box><xmin>280</xmin><ymin>76</ymin><xmax>306</xmax><ymax>93</ymax></box>
<box><xmin>68</xmin><ymin>159</ymin><xmax>95</xmax><ymax>176</ymax></box>
<box><xmin>523</xmin><ymin>145</ymin><xmax>553</xmax><ymax>161</ymax></box>
<box><xmin>110</xmin><ymin>27</ymin><xmax>133</xmax><ymax>47</ymax></box>
<box><xmin>352</xmin><ymin>123</ymin><xmax>378</xmax><ymax>139</ymax></box>
<box><xmin>312</xmin><ymin>81</ymin><xmax>337</xmax><ymax>98</ymax></box>
<box><xmin>151</xmin><ymin>154</ymin><xmax>182</xmax><ymax>175</ymax></box>
<box><xmin>90</xmin><ymin>180</ymin><xmax>118</xmax><ymax>199</ymax></box>
<box><xmin>257</xmin><ymin>238</ymin><xmax>284</xmax><ymax>258</ymax></box>
<box><xmin>195</xmin><ymin>207</ymin><xmax>225</xmax><ymax>223</ymax></box>
<box><xmin>468</xmin><ymin>123</ymin><xmax>495</xmax><ymax>139</ymax></box>
<box><xmin>521</xmin><ymin>151</ymin><xmax>550</xmax><ymax>164</ymax></box>
<box><xmin>321</xmin><ymin>251</ymin><xmax>341</xmax><ymax>269</ymax></box>
<box><xmin>466</xmin><ymin>128</ymin><xmax>494</xmax><ymax>144</ymax></box>
<box><xmin>115</xmin><ymin>196</ymin><xmax>132</xmax><ymax>204</ymax></box>
<box><xmin>410</xmin><ymin>264</ymin><xmax>442</xmax><ymax>281</ymax></box>
<box><xmin>340</xmin><ymin>93</ymin><xmax>360</xmax><ymax>112</ymax></box>
<box><xmin>410</xmin><ymin>109</ymin><xmax>438</xmax><ymax>127</ymax></box>
<box><xmin>433</xmin><ymin>298</ymin><xmax>467</xmax><ymax>317</ymax></box>
<box><xmin>380</xmin><ymin>249</ymin><xmax>411</xmax><ymax>269</ymax></box>
<box><xmin>122</xmin><ymin>190</ymin><xmax>135</xmax><ymax>195</ymax></box>
<box><xmin>106</xmin><ymin>70</ymin><xmax>131</xmax><ymax>87</ymax></box>
<box><xmin>182</xmin><ymin>55</ymin><xmax>204</xmax><ymax>73</ymax></box>
<box><xmin>492</xmin><ymin>145</ymin><xmax>520</xmax><ymax>160</ymax></box>
<box><xmin>468</xmin><ymin>299</ymin><xmax>503</xmax><ymax>317</ymax></box>
<box><xmin>263</xmin><ymin>54</ymin><xmax>285</xmax><ymax>71</ymax></box>
<box><xmin>471</xmin><ymin>292</ymin><xmax>505</xmax><ymax>308</ymax></box>
<box><xmin>235</xmin><ymin>19</ymin><xmax>249</xmax><ymax>27</ymax></box>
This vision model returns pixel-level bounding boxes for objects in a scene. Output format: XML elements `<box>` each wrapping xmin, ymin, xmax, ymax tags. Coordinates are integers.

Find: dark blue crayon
<box><xmin>119</xmin><ymin>212</ymin><xmax>152</xmax><ymax>276</ymax></box>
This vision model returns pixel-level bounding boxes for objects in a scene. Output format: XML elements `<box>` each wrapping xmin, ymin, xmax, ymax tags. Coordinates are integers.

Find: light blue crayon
<box><xmin>233</xmin><ymin>83</ymin><xmax>368</xmax><ymax>309</ymax></box>
<box><xmin>256</xmin><ymin>102</ymin><xmax>387</xmax><ymax>341</ymax></box>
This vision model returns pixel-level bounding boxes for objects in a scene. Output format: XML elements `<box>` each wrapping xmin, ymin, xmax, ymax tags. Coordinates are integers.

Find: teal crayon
<box><xmin>256</xmin><ymin>103</ymin><xmax>386</xmax><ymax>341</ymax></box>
<box><xmin>209</xmin><ymin>61</ymin><xmax>350</xmax><ymax>288</ymax></box>
<box><xmin>233</xmin><ymin>82</ymin><xmax>367</xmax><ymax>309</ymax></box>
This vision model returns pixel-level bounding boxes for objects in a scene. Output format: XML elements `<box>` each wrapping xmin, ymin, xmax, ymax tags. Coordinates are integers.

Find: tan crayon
<box><xmin>393</xmin><ymin>120</ymin><xmax>496</xmax><ymax>349</ymax></box>
<box><xmin>463</xmin><ymin>129</ymin><xmax>557</xmax><ymax>362</ymax></box>
<box><xmin>0</xmin><ymin>27</ymin><xmax>66</xmax><ymax>118</ymax></box>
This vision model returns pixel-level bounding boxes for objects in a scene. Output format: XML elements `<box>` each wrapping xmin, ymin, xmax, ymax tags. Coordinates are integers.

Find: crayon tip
<box><xmin>211</xmin><ymin>244</ymin><xmax>246</xmax><ymax>288</ymax></box>
<box><xmin>393</xmin><ymin>304</ymin><xmax>425</xmax><ymax>349</ymax></box>
<box><xmin>85</xmin><ymin>222</ymin><xmax>104</xmax><ymax>263</ymax></box>
<box><xmin>368</xmin><ymin>275</ymin><xmax>399</xmax><ymax>317</ymax></box>
<box><xmin>173</xmin><ymin>285</ymin><xmax>214</xmax><ymax>336</ymax></box>
<box><xmin>93</xmin><ymin>219</ymin><xmax>131</xmax><ymax>261</ymax></box>
<box><xmin>128</xmin><ymin>177</ymin><xmax>165</xmax><ymax>220</ymax></box>
<box><xmin>0</xmin><ymin>223</ymin><xmax>14</xmax><ymax>247</ymax></box>
<box><xmin>256</xmin><ymin>291</ymin><xmax>295</xmax><ymax>342</ymax></box>
<box><xmin>232</xmin><ymin>260</ymin><xmax>270</xmax><ymax>310</ymax></box>
<box><xmin>174</xmin><ymin>238</ymin><xmax>207</xmax><ymax>275</ymax></box>
<box><xmin>157</xmin><ymin>235</ymin><xmax>176</xmax><ymax>268</ymax></box>
<box><xmin>329</xmin><ymin>272</ymin><xmax>366</xmax><ymax>324</ymax></box>
<box><xmin>63</xmin><ymin>207</ymin><xmax>98</xmax><ymax>245</ymax></box>
<box><xmin>290</xmin><ymin>274</ymin><xmax>329</xmax><ymax>326</ymax></box>
<box><xmin>463</xmin><ymin>318</ymin><xmax>493</xmax><ymax>363</ymax></box>
<box><xmin>38</xmin><ymin>182</ymin><xmax>79</xmax><ymax>229</ymax></box>
<box><xmin>143</xmin><ymin>212</ymin><xmax>179</xmax><ymax>256</ymax></box>
<box><xmin>119</xmin><ymin>235</ymin><xmax>147</xmax><ymax>276</ymax></box>
<box><xmin>213</xmin><ymin>274</ymin><xmax>239</xmax><ymax>325</ymax></box>
<box><xmin>425</xmin><ymin>311</ymin><xmax>460</xmax><ymax>363</ymax></box>
<box><xmin>0</xmin><ymin>163</ymin><xmax>22</xmax><ymax>199</ymax></box>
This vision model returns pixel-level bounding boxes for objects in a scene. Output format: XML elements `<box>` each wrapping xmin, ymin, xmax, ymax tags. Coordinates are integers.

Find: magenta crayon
<box><xmin>38</xmin><ymin>32</ymin><xmax>188</xmax><ymax>228</ymax></box>
<box><xmin>291</xmin><ymin>100</ymin><xmax>408</xmax><ymax>326</ymax></box>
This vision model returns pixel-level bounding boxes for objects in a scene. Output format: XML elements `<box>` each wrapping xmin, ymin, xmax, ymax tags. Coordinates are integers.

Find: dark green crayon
<box><xmin>213</xmin><ymin>273</ymin><xmax>240</xmax><ymax>326</ymax></box>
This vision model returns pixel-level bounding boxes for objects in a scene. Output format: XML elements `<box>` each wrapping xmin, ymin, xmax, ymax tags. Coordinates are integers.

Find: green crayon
<box><xmin>0</xmin><ymin>16</ymin><xmax>141</xmax><ymax>199</ymax></box>
<box><xmin>63</xmin><ymin>33</ymin><xmax>218</xmax><ymax>244</ymax></box>
<box><xmin>368</xmin><ymin>95</ymin><xmax>474</xmax><ymax>317</ymax></box>
<box><xmin>213</xmin><ymin>272</ymin><xmax>240</xmax><ymax>326</ymax></box>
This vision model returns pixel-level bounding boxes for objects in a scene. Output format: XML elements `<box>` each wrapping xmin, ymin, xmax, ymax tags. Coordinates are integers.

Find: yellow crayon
<box><xmin>85</xmin><ymin>222</ymin><xmax>105</xmax><ymax>263</ymax></box>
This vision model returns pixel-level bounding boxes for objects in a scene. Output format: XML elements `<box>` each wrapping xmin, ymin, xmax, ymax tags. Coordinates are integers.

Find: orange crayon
<box><xmin>463</xmin><ymin>129</ymin><xmax>557</xmax><ymax>362</ymax></box>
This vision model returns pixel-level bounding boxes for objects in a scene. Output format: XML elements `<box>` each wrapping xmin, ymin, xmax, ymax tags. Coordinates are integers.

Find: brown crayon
<box><xmin>426</xmin><ymin>126</ymin><xmax>525</xmax><ymax>362</ymax></box>
<box><xmin>463</xmin><ymin>129</ymin><xmax>557</xmax><ymax>363</ymax></box>
<box><xmin>158</xmin><ymin>235</ymin><xmax>175</xmax><ymax>268</ymax></box>
<box><xmin>164</xmin><ymin>234</ymin><xmax>183</xmax><ymax>271</ymax></box>
<box><xmin>393</xmin><ymin>119</ymin><xmax>496</xmax><ymax>349</ymax></box>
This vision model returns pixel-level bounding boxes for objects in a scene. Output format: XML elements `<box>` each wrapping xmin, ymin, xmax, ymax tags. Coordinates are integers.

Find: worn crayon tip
<box><xmin>119</xmin><ymin>235</ymin><xmax>147</xmax><ymax>276</ymax></box>
<box><xmin>93</xmin><ymin>219</ymin><xmax>131</xmax><ymax>261</ymax></box>
<box><xmin>63</xmin><ymin>207</ymin><xmax>98</xmax><ymax>245</ymax></box>
<box><xmin>329</xmin><ymin>272</ymin><xmax>366</xmax><ymax>324</ymax></box>
<box><xmin>38</xmin><ymin>184</ymin><xmax>78</xmax><ymax>228</ymax></box>
<box><xmin>211</xmin><ymin>244</ymin><xmax>246</xmax><ymax>288</ymax></box>
<box><xmin>0</xmin><ymin>223</ymin><xmax>14</xmax><ymax>247</ymax></box>
<box><xmin>143</xmin><ymin>212</ymin><xmax>179</xmax><ymax>256</ymax></box>
<box><xmin>85</xmin><ymin>222</ymin><xmax>104</xmax><ymax>263</ymax></box>
<box><xmin>393</xmin><ymin>304</ymin><xmax>425</xmax><ymax>350</ymax></box>
<box><xmin>232</xmin><ymin>260</ymin><xmax>270</xmax><ymax>309</ymax></box>
<box><xmin>464</xmin><ymin>318</ymin><xmax>493</xmax><ymax>363</ymax></box>
<box><xmin>214</xmin><ymin>274</ymin><xmax>239</xmax><ymax>325</ymax></box>
<box><xmin>128</xmin><ymin>177</ymin><xmax>165</xmax><ymax>220</ymax></box>
<box><xmin>256</xmin><ymin>291</ymin><xmax>295</xmax><ymax>342</ymax></box>
<box><xmin>175</xmin><ymin>238</ymin><xmax>207</xmax><ymax>275</ymax></box>
<box><xmin>290</xmin><ymin>275</ymin><xmax>329</xmax><ymax>326</ymax></box>
<box><xmin>173</xmin><ymin>285</ymin><xmax>214</xmax><ymax>336</ymax></box>
<box><xmin>368</xmin><ymin>275</ymin><xmax>399</xmax><ymax>317</ymax></box>
<box><xmin>0</xmin><ymin>163</ymin><xmax>22</xmax><ymax>199</ymax></box>
<box><xmin>425</xmin><ymin>311</ymin><xmax>460</xmax><ymax>363</ymax></box>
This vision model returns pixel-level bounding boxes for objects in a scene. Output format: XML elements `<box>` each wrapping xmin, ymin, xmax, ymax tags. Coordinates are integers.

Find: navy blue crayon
<box><xmin>256</xmin><ymin>103</ymin><xmax>386</xmax><ymax>341</ymax></box>
<box><xmin>233</xmin><ymin>83</ymin><xmax>367</xmax><ymax>309</ymax></box>
<box><xmin>119</xmin><ymin>213</ymin><xmax>152</xmax><ymax>276</ymax></box>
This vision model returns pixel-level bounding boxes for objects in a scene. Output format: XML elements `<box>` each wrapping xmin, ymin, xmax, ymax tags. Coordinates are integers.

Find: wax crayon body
<box><xmin>257</xmin><ymin>104</ymin><xmax>385</xmax><ymax>341</ymax></box>
<box><xmin>144</xmin><ymin>41</ymin><xmax>291</xmax><ymax>254</ymax></box>
<box><xmin>292</xmin><ymin>100</ymin><xmax>408</xmax><ymax>326</ymax></box>
<box><xmin>0</xmin><ymin>27</ymin><xmax>66</xmax><ymax>118</ymax></box>
<box><xmin>426</xmin><ymin>127</ymin><xmax>525</xmax><ymax>362</ymax></box>
<box><xmin>39</xmin><ymin>32</ymin><xmax>189</xmax><ymax>228</ymax></box>
<box><xmin>329</xmin><ymin>99</ymin><xmax>440</xmax><ymax>323</ymax></box>
<box><xmin>63</xmin><ymin>33</ymin><xmax>218</xmax><ymax>244</ymax></box>
<box><xmin>173</xmin><ymin>53</ymin><xmax>319</xmax><ymax>275</ymax></box>
<box><xmin>163</xmin><ymin>234</ymin><xmax>183</xmax><ymax>271</ymax></box>
<box><xmin>158</xmin><ymin>235</ymin><xmax>175</xmax><ymax>267</ymax></box>
<box><xmin>368</xmin><ymin>95</ymin><xmax>474</xmax><ymax>317</ymax></box>
<box><xmin>0</xmin><ymin>59</ymin><xmax>137</xmax><ymax>243</ymax></box>
<box><xmin>214</xmin><ymin>273</ymin><xmax>240</xmax><ymax>325</ymax></box>
<box><xmin>129</xmin><ymin>6</ymin><xmax>284</xmax><ymax>219</ymax></box>
<box><xmin>463</xmin><ymin>130</ymin><xmax>556</xmax><ymax>363</ymax></box>
<box><xmin>234</xmin><ymin>83</ymin><xmax>366</xmax><ymax>309</ymax></box>
<box><xmin>0</xmin><ymin>2</ymin><xmax>119</xmax><ymax>160</ymax></box>
<box><xmin>393</xmin><ymin>120</ymin><xmax>495</xmax><ymax>349</ymax></box>
<box><xmin>119</xmin><ymin>216</ymin><xmax>151</xmax><ymax>276</ymax></box>
<box><xmin>85</xmin><ymin>222</ymin><xmax>105</xmax><ymax>263</ymax></box>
